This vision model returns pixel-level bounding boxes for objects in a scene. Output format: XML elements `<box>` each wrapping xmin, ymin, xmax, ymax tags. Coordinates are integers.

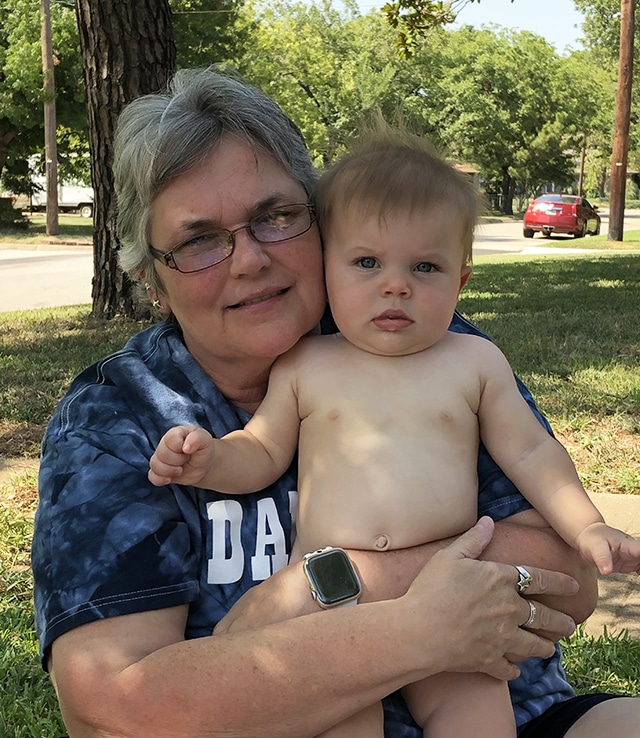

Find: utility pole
<box><xmin>40</xmin><ymin>0</ymin><xmax>59</xmax><ymax>236</ymax></box>
<box><xmin>578</xmin><ymin>135</ymin><xmax>586</xmax><ymax>196</ymax></box>
<box><xmin>608</xmin><ymin>0</ymin><xmax>635</xmax><ymax>241</ymax></box>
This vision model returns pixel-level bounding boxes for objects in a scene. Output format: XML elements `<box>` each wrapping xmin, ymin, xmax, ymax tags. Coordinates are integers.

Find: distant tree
<box><xmin>574</xmin><ymin>0</ymin><xmax>626</xmax><ymax>62</ymax></box>
<box><xmin>237</xmin><ymin>0</ymin><xmax>409</xmax><ymax>165</ymax></box>
<box><xmin>172</xmin><ymin>0</ymin><xmax>249</xmax><ymax>67</ymax></box>
<box><xmin>555</xmin><ymin>50</ymin><xmax>617</xmax><ymax>197</ymax></box>
<box><xmin>575</xmin><ymin>0</ymin><xmax>640</xmax><ymax>176</ymax></box>
<box><xmin>0</xmin><ymin>0</ymin><xmax>84</xmax><ymax>183</ymax></box>
<box><xmin>417</xmin><ymin>27</ymin><xmax>575</xmax><ymax>212</ymax></box>
<box><xmin>74</xmin><ymin>0</ymin><xmax>175</xmax><ymax>319</ymax></box>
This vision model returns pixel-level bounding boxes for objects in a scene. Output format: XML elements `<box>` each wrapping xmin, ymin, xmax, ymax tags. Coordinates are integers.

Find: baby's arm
<box><xmin>148</xmin><ymin>352</ymin><xmax>303</xmax><ymax>493</ymax></box>
<box><xmin>475</xmin><ymin>339</ymin><xmax>640</xmax><ymax>576</ymax></box>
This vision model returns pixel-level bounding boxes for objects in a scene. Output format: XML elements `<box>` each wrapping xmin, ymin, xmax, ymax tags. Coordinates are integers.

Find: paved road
<box><xmin>474</xmin><ymin>208</ymin><xmax>640</xmax><ymax>255</ymax></box>
<box><xmin>0</xmin><ymin>245</ymin><xmax>93</xmax><ymax>312</ymax></box>
<box><xmin>1</xmin><ymin>209</ymin><xmax>638</xmax><ymax>312</ymax></box>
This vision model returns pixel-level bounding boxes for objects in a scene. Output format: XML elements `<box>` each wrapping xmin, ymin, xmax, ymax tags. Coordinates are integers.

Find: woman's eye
<box><xmin>180</xmin><ymin>233</ymin><xmax>225</xmax><ymax>253</ymax></box>
<box><xmin>415</xmin><ymin>262</ymin><xmax>436</xmax><ymax>273</ymax></box>
<box><xmin>357</xmin><ymin>257</ymin><xmax>378</xmax><ymax>269</ymax></box>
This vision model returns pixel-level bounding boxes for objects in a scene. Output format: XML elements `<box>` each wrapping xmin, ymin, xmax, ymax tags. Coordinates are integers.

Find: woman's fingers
<box><xmin>510</xmin><ymin>561</ymin><xmax>579</xmax><ymax>599</ymax></box>
<box><xmin>509</xmin><ymin>563</ymin><xmax>578</xmax><ymax>640</ymax></box>
<box><xmin>402</xmin><ymin>522</ymin><xmax>578</xmax><ymax>680</ymax></box>
<box><xmin>441</xmin><ymin>515</ymin><xmax>496</xmax><ymax>561</ymax></box>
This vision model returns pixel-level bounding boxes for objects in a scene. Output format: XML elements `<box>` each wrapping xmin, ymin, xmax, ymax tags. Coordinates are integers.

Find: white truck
<box><xmin>29</xmin><ymin>180</ymin><xmax>94</xmax><ymax>218</ymax></box>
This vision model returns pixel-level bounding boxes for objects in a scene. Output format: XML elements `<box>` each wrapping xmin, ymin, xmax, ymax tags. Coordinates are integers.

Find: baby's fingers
<box><xmin>610</xmin><ymin>536</ymin><xmax>640</xmax><ymax>574</ymax></box>
<box><xmin>182</xmin><ymin>427</ymin><xmax>216</xmax><ymax>455</ymax></box>
<box><xmin>588</xmin><ymin>540</ymin><xmax>614</xmax><ymax>576</ymax></box>
<box><xmin>148</xmin><ymin>460</ymin><xmax>183</xmax><ymax>486</ymax></box>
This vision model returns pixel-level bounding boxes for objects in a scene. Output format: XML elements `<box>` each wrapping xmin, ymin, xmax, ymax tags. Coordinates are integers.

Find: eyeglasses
<box><xmin>148</xmin><ymin>203</ymin><xmax>317</xmax><ymax>274</ymax></box>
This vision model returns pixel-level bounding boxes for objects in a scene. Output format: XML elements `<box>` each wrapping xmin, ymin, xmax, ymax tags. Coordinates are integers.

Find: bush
<box><xmin>0</xmin><ymin>197</ymin><xmax>28</xmax><ymax>230</ymax></box>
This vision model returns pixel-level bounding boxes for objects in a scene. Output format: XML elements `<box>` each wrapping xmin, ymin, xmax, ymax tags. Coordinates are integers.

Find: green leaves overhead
<box><xmin>0</xmin><ymin>0</ymin><xmax>628</xmax><ymax>213</ymax></box>
<box><xmin>237</xmin><ymin>2</ymin><xmax>615</xmax><ymax>206</ymax></box>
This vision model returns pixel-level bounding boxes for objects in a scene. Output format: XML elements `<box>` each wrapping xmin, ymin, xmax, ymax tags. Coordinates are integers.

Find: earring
<box><xmin>145</xmin><ymin>283</ymin><xmax>162</xmax><ymax>310</ymax></box>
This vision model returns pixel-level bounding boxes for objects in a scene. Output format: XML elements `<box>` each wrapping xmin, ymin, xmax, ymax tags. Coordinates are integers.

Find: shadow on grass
<box><xmin>0</xmin><ymin>308</ymin><xmax>150</xmax><ymax>433</ymax></box>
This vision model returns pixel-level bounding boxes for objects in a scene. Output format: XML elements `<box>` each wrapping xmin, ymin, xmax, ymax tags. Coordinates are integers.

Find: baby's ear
<box><xmin>459</xmin><ymin>265</ymin><xmax>472</xmax><ymax>291</ymax></box>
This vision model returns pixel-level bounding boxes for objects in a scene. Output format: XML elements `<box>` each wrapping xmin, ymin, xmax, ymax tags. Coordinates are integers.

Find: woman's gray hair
<box><xmin>114</xmin><ymin>66</ymin><xmax>318</xmax><ymax>294</ymax></box>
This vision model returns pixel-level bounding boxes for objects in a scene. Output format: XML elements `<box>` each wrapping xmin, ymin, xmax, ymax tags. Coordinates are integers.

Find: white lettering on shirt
<box><xmin>251</xmin><ymin>497</ymin><xmax>288</xmax><ymax>579</ymax></box>
<box><xmin>207</xmin><ymin>499</ymin><xmax>244</xmax><ymax>584</ymax></box>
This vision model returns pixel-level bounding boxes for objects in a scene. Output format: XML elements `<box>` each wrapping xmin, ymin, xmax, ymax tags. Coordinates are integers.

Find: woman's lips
<box><xmin>229</xmin><ymin>287</ymin><xmax>288</xmax><ymax>309</ymax></box>
<box><xmin>372</xmin><ymin>310</ymin><xmax>413</xmax><ymax>331</ymax></box>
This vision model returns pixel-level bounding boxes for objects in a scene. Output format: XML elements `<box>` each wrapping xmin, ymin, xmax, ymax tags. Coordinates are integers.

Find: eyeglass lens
<box><xmin>168</xmin><ymin>203</ymin><xmax>314</xmax><ymax>273</ymax></box>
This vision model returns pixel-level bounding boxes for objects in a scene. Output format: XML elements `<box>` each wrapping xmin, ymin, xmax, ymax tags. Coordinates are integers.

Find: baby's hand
<box><xmin>148</xmin><ymin>425</ymin><xmax>215</xmax><ymax>487</ymax></box>
<box><xmin>576</xmin><ymin>522</ymin><xmax>640</xmax><ymax>576</ymax></box>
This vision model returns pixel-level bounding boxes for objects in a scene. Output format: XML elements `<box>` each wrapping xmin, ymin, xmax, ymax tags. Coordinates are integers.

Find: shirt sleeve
<box><xmin>32</xmin><ymin>385</ymin><xmax>200</xmax><ymax>669</ymax></box>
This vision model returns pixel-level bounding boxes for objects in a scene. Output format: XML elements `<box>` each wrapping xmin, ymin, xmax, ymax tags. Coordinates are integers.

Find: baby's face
<box><xmin>323</xmin><ymin>206</ymin><xmax>471</xmax><ymax>357</ymax></box>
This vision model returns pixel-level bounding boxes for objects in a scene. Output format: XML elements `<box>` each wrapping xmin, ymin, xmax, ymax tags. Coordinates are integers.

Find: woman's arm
<box><xmin>49</xmin><ymin>520</ymin><xmax>577</xmax><ymax>738</ymax></box>
<box><xmin>216</xmin><ymin>510</ymin><xmax>596</xmax><ymax>641</ymax></box>
<box><xmin>358</xmin><ymin>510</ymin><xmax>597</xmax><ymax>624</ymax></box>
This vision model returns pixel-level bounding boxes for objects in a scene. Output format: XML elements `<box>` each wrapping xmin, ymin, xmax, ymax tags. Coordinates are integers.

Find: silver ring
<box><xmin>515</xmin><ymin>565</ymin><xmax>533</xmax><ymax>593</ymax></box>
<box><xmin>522</xmin><ymin>600</ymin><xmax>537</xmax><ymax>628</ymax></box>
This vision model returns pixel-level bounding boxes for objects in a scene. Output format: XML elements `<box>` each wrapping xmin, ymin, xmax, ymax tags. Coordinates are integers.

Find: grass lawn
<box><xmin>0</xmin><ymin>213</ymin><xmax>93</xmax><ymax>244</ymax></box>
<box><xmin>0</xmin><ymin>252</ymin><xmax>638</xmax><ymax>734</ymax></box>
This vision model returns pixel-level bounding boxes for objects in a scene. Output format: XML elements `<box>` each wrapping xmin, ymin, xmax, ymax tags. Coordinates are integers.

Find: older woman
<box><xmin>32</xmin><ymin>68</ymin><xmax>637</xmax><ymax>738</ymax></box>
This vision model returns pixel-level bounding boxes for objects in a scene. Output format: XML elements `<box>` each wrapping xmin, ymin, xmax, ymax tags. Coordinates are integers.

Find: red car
<box><xmin>523</xmin><ymin>194</ymin><xmax>601</xmax><ymax>239</ymax></box>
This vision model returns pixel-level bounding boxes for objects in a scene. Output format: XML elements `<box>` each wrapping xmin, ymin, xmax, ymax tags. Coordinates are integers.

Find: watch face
<box><xmin>306</xmin><ymin>549</ymin><xmax>361</xmax><ymax>606</ymax></box>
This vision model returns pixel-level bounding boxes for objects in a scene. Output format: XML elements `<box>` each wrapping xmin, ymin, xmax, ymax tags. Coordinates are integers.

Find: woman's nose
<box><xmin>228</xmin><ymin>228</ymin><xmax>271</xmax><ymax>276</ymax></box>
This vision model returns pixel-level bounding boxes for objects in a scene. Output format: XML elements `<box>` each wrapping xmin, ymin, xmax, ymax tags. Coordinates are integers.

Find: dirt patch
<box><xmin>0</xmin><ymin>457</ymin><xmax>39</xmax><ymax>515</ymax></box>
<box><xmin>0</xmin><ymin>421</ymin><xmax>45</xmax><ymax>458</ymax></box>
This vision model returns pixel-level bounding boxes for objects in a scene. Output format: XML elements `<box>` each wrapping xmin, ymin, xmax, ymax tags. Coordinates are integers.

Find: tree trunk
<box><xmin>0</xmin><ymin>129</ymin><xmax>17</xmax><ymax>182</ymax></box>
<box><xmin>74</xmin><ymin>0</ymin><xmax>176</xmax><ymax>319</ymax></box>
<box><xmin>608</xmin><ymin>0</ymin><xmax>635</xmax><ymax>242</ymax></box>
<box><xmin>500</xmin><ymin>166</ymin><xmax>514</xmax><ymax>215</ymax></box>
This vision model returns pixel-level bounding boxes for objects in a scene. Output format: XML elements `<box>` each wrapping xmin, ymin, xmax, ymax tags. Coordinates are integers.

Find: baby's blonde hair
<box><xmin>313</xmin><ymin>120</ymin><xmax>480</xmax><ymax>265</ymax></box>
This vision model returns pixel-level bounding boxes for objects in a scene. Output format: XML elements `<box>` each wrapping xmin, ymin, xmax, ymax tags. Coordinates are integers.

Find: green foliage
<box><xmin>237</xmin><ymin>0</ymin><xmax>597</xmax><ymax>201</ymax></box>
<box><xmin>381</xmin><ymin>0</ymin><xmax>491</xmax><ymax>56</ymax></box>
<box><xmin>407</xmin><ymin>26</ymin><xmax>578</xmax><ymax>203</ymax></box>
<box><xmin>237</xmin><ymin>0</ymin><xmax>406</xmax><ymax>165</ymax></box>
<box><xmin>382</xmin><ymin>0</ymin><xmax>458</xmax><ymax>55</ymax></box>
<box><xmin>0</xmin><ymin>197</ymin><xmax>28</xmax><ymax>229</ymax></box>
<box><xmin>171</xmin><ymin>0</ymin><xmax>249</xmax><ymax>67</ymax></box>
<box><xmin>0</xmin><ymin>0</ymin><xmax>86</xmax><ymax>172</ymax></box>
<box><xmin>574</xmin><ymin>0</ymin><xmax>623</xmax><ymax>64</ymax></box>
<box><xmin>574</xmin><ymin>0</ymin><xmax>640</xmax><ymax>174</ymax></box>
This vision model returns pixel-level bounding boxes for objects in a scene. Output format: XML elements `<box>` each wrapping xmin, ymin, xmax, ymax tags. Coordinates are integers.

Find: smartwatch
<box><xmin>302</xmin><ymin>546</ymin><xmax>362</xmax><ymax>609</ymax></box>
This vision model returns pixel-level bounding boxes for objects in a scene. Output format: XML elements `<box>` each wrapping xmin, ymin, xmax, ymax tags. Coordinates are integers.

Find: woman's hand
<box><xmin>396</xmin><ymin>517</ymin><xmax>577</xmax><ymax>681</ymax></box>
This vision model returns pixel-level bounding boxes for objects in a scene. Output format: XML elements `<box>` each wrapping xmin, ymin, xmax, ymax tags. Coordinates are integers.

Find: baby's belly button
<box><xmin>373</xmin><ymin>533</ymin><xmax>392</xmax><ymax>551</ymax></box>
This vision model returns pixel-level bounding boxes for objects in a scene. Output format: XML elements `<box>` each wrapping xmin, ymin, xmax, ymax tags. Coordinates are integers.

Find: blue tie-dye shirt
<box><xmin>32</xmin><ymin>312</ymin><xmax>574</xmax><ymax>734</ymax></box>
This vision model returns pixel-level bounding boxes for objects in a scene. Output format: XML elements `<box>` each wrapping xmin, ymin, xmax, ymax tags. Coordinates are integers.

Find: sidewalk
<box><xmin>584</xmin><ymin>492</ymin><xmax>640</xmax><ymax>639</ymax></box>
<box><xmin>1</xmin><ymin>457</ymin><xmax>637</xmax><ymax>638</ymax></box>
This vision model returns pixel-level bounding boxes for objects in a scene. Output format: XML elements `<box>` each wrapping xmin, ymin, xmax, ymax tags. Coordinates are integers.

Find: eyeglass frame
<box><xmin>147</xmin><ymin>202</ymin><xmax>317</xmax><ymax>274</ymax></box>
